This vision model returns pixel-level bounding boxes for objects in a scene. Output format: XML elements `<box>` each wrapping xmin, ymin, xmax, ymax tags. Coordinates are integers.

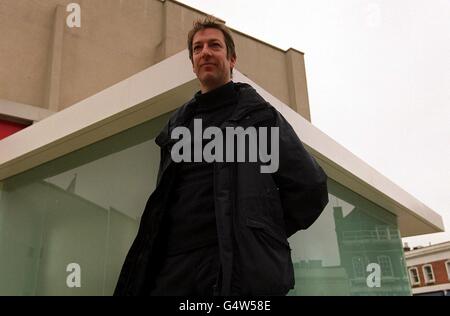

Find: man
<box><xmin>114</xmin><ymin>17</ymin><xmax>328</xmax><ymax>296</ymax></box>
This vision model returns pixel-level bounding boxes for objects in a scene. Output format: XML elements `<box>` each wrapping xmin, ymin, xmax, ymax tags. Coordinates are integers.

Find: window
<box><xmin>376</xmin><ymin>226</ymin><xmax>389</xmax><ymax>240</ymax></box>
<box><xmin>446</xmin><ymin>260</ymin><xmax>450</xmax><ymax>280</ymax></box>
<box><xmin>408</xmin><ymin>267</ymin><xmax>420</xmax><ymax>285</ymax></box>
<box><xmin>378</xmin><ymin>255</ymin><xmax>393</xmax><ymax>277</ymax></box>
<box><xmin>352</xmin><ymin>257</ymin><xmax>365</xmax><ymax>278</ymax></box>
<box><xmin>422</xmin><ymin>264</ymin><xmax>435</xmax><ymax>284</ymax></box>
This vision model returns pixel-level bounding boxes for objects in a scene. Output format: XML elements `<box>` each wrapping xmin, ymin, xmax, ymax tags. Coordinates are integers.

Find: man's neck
<box><xmin>200</xmin><ymin>79</ymin><xmax>232</xmax><ymax>94</ymax></box>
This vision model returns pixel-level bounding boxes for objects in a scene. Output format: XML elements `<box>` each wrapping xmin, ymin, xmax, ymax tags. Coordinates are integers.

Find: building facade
<box><xmin>405</xmin><ymin>242</ymin><xmax>450</xmax><ymax>296</ymax></box>
<box><xmin>0</xmin><ymin>0</ymin><xmax>444</xmax><ymax>295</ymax></box>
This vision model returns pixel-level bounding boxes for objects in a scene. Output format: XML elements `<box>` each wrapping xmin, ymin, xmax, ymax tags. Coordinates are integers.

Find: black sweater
<box><xmin>159</xmin><ymin>81</ymin><xmax>238</xmax><ymax>256</ymax></box>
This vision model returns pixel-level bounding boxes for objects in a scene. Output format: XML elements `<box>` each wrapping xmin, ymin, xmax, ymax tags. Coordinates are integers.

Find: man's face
<box><xmin>191</xmin><ymin>28</ymin><xmax>236</xmax><ymax>93</ymax></box>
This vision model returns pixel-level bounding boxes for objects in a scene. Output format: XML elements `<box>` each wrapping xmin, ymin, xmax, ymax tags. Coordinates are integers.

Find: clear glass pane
<box><xmin>287</xmin><ymin>178</ymin><xmax>411</xmax><ymax>296</ymax></box>
<box><xmin>0</xmin><ymin>112</ymin><xmax>171</xmax><ymax>295</ymax></box>
<box><xmin>0</xmin><ymin>111</ymin><xmax>411</xmax><ymax>295</ymax></box>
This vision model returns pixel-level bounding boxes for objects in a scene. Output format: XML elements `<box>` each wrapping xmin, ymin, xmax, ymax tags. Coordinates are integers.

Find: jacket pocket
<box><xmin>234</xmin><ymin>216</ymin><xmax>294</xmax><ymax>295</ymax></box>
<box><xmin>245</xmin><ymin>217</ymin><xmax>290</xmax><ymax>250</ymax></box>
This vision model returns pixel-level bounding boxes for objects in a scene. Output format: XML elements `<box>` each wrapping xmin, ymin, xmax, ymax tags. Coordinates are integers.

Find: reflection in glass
<box><xmin>0</xmin><ymin>112</ymin><xmax>411</xmax><ymax>296</ymax></box>
<box><xmin>0</xmin><ymin>113</ymin><xmax>170</xmax><ymax>295</ymax></box>
<box><xmin>287</xmin><ymin>179</ymin><xmax>411</xmax><ymax>296</ymax></box>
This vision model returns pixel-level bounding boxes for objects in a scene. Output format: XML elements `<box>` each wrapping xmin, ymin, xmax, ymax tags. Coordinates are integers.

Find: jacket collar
<box><xmin>155</xmin><ymin>82</ymin><xmax>268</xmax><ymax>148</ymax></box>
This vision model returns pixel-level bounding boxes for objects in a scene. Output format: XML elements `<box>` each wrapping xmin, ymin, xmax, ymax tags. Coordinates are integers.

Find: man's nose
<box><xmin>200</xmin><ymin>45</ymin><xmax>212</xmax><ymax>57</ymax></box>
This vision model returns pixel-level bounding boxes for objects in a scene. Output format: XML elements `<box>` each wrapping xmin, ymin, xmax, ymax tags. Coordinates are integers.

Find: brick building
<box><xmin>405</xmin><ymin>241</ymin><xmax>450</xmax><ymax>296</ymax></box>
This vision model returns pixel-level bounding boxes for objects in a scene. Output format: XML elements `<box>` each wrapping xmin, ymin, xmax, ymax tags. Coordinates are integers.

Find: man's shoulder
<box><xmin>233</xmin><ymin>82</ymin><xmax>281</xmax><ymax>121</ymax></box>
<box><xmin>155</xmin><ymin>96</ymin><xmax>196</xmax><ymax>147</ymax></box>
<box><xmin>167</xmin><ymin>96</ymin><xmax>196</xmax><ymax>126</ymax></box>
<box><xmin>234</xmin><ymin>82</ymin><xmax>265</xmax><ymax>103</ymax></box>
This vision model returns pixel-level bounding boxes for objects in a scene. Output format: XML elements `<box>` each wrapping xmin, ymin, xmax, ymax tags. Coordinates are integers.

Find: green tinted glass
<box><xmin>287</xmin><ymin>178</ymin><xmax>411</xmax><ymax>296</ymax></box>
<box><xmin>0</xmin><ymin>113</ymin><xmax>170</xmax><ymax>295</ymax></box>
<box><xmin>0</xmin><ymin>112</ymin><xmax>410</xmax><ymax>295</ymax></box>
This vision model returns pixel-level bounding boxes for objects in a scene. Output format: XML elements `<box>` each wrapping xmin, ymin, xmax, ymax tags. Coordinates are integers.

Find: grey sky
<box><xmin>178</xmin><ymin>0</ymin><xmax>450</xmax><ymax>247</ymax></box>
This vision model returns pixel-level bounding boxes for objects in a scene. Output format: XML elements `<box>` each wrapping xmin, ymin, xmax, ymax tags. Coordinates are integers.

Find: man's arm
<box><xmin>271</xmin><ymin>109</ymin><xmax>329</xmax><ymax>238</ymax></box>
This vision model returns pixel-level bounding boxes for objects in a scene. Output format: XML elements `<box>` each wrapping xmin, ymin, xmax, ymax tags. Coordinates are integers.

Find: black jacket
<box><xmin>114</xmin><ymin>82</ymin><xmax>328</xmax><ymax>296</ymax></box>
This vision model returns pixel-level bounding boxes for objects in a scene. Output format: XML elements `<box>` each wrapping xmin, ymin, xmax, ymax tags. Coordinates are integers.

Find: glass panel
<box><xmin>287</xmin><ymin>178</ymin><xmax>411</xmax><ymax>296</ymax></box>
<box><xmin>0</xmin><ymin>112</ymin><xmax>171</xmax><ymax>295</ymax></box>
<box><xmin>0</xmin><ymin>112</ymin><xmax>411</xmax><ymax>296</ymax></box>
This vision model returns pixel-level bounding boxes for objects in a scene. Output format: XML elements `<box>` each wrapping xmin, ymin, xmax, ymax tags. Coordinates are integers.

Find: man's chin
<box><xmin>199</xmin><ymin>73</ymin><xmax>217</xmax><ymax>82</ymax></box>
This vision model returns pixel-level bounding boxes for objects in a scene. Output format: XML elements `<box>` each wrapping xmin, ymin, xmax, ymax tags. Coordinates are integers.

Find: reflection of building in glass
<box><xmin>0</xmin><ymin>179</ymin><xmax>137</xmax><ymax>295</ymax></box>
<box><xmin>334</xmin><ymin>206</ymin><xmax>410</xmax><ymax>295</ymax></box>
<box><xmin>290</xmin><ymin>259</ymin><xmax>350</xmax><ymax>296</ymax></box>
<box><xmin>288</xmin><ymin>184</ymin><xmax>411</xmax><ymax>296</ymax></box>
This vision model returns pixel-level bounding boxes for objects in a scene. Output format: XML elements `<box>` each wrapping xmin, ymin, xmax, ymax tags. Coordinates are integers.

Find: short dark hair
<box><xmin>187</xmin><ymin>16</ymin><xmax>236</xmax><ymax>76</ymax></box>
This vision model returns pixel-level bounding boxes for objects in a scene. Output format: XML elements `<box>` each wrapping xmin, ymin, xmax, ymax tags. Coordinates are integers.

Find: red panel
<box><xmin>0</xmin><ymin>119</ymin><xmax>29</xmax><ymax>140</ymax></box>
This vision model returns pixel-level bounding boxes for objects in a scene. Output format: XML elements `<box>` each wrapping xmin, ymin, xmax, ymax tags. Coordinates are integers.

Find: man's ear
<box><xmin>230</xmin><ymin>54</ymin><xmax>237</xmax><ymax>69</ymax></box>
<box><xmin>191</xmin><ymin>59</ymin><xmax>196</xmax><ymax>75</ymax></box>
